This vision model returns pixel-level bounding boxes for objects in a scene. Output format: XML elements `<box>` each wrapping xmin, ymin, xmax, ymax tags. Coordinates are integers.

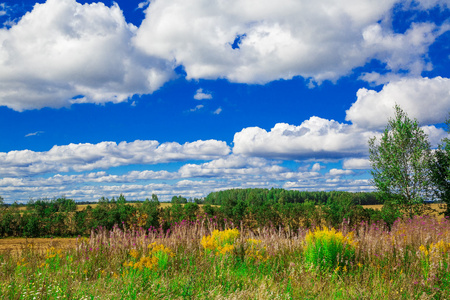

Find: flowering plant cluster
<box><xmin>303</xmin><ymin>226</ymin><xmax>358</xmax><ymax>270</ymax></box>
<box><xmin>201</xmin><ymin>228</ymin><xmax>240</xmax><ymax>255</ymax></box>
<box><xmin>123</xmin><ymin>242</ymin><xmax>174</xmax><ymax>271</ymax></box>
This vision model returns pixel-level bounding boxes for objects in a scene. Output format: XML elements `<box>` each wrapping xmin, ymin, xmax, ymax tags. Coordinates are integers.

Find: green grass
<box><xmin>1</xmin><ymin>216</ymin><xmax>450</xmax><ymax>299</ymax></box>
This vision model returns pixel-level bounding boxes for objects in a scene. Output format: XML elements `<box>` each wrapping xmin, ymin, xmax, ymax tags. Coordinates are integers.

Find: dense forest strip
<box><xmin>0</xmin><ymin>189</ymin><xmax>444</xmax><ymax>238</ymax></box>
<box><xmin>204</xmin><ymin>188</ymin><xmax>381</xmax><ymax>205</ymax></box>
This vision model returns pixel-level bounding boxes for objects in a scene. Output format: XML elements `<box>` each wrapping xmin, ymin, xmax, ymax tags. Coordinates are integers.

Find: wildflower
<box><xmin>303</xmin><ymin>226</ymin><xmax>357</xmax><ymax>270</ymax></box>
<box><xmin>419</xmin><ymin>244</ymin><xmax>429</xmax><ymax>257</ymax></box>
<box><xmin>124</xmin><ymin>242</ymin><xmax>174</xmax><ymax>271</ymax></box>
<box><xmin>245</xmin><ymin>238</ymin><xmax>269</xmax><ymax>262</ymax></box>
<box><xmin>129</xmin><ymin>249</ymin><xmax>140</xmax><ymax>259</ymax></box>
<box><xmin>201</xmin><ymin>229</ymin><xmax>240</xmax><ymax>256</ymax></box>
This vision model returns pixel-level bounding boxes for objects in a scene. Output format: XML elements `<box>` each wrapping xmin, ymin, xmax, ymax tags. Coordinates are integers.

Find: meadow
<box><xmin>1</xmin><ymin>214</ymin><xmax>450</xmax><ymax>299</ymax></box>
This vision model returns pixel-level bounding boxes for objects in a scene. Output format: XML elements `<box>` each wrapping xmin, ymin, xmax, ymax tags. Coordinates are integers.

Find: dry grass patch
<box><xmin>0</xmin><ymin>238</ymin><xmax>77</xmax><ymax>254</ymax></box>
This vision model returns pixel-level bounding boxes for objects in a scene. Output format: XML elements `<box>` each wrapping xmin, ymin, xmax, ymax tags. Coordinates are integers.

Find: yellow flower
<box><xmin>247</xmin><ymin>238</ymin><xmax>262</xmax><ymax>245</ymax></box>
<box><xmin>201</xmin><ymin>229</ymin><xmax>240</xmax><ymax>256</ymax></box>
<box><xmin>17</xmin><ymin>258</ymin><xmax>28</xmax><ymax>267</ymax></box>
<box><xmin>129</xmin><ymin>249</ymin><xmax>140</xmax><ymax>259</ymax></box>
<box><xmin>148</xmin><ymin>242</ymin><xmax>174</xmax><ymax>257</ymax></box>
<box><xmin>419</xmin><ymin>244</ymin><xmax>429</xmax><ymax>256</ymax></box>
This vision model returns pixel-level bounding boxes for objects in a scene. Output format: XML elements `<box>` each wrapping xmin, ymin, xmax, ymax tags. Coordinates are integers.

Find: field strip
<box><xmin>0</xmin><ymin>238</ymin><xmax>77</xmax><ymax>254</ymax></box>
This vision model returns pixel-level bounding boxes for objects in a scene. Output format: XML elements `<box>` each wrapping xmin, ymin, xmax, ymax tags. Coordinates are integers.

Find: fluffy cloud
<box><xmin>193</xmin><ymin>88</ymin><xmax>212</xmax><ymax>100</ymax></box>
<box><xmin>328</xmin><ymin>168</ymin><xmax>354</xmax><ymax>176</ymax></box>
<box><xmin>0</xmin><ymin>151</ymin><xmax>375</xmax><ymax>203</ymax></box>
<box><xmin>411</xmin><ymin>0</ymin><xmax>450</xmax><ymax>9</ymax></box>
<box><xmin>0</xmin><ymin>0</ymin><xmax>174</xmax><ymax>111</ymax></box>
<box><xmin>135</xmin><ymin>0</ymin><xmax>446</xmax><ymax>84</ymax></box>
<box><xmin>0</xmin><ymin>4</ymin><xmax>6</xmax><ymax>17</ymax></box>
<box><xmin>311</xmin><ymin>163</ymin><xmax>322</xmax><ymax>172</ymax></box>
<box><xmin>284</xmin><ymin>177</ymin><xmax>372</xmax><ymax>191</ymax></box>
<box><xmin>342</xmin><ymin>158</ymin><xmax>372</xmax><ymax>170</ymax></box>
<box><xmin>0</xmin><ymin>139</ymin><xmax>230</xmax><ymax>177</ymax></box>
<box><xmin>360</xmin><ymin>22</ymin><xmax>447</xmax><ymax>80</ymax></box>
<box><xmin>233</xmin><ymin>117</ymin><xmax>377</xmax><ymax>159</ymax></box>
<box><xmin>178</xmin><ymin>155</ymin><xmax>286</xmax><ymax>178</ymax></box>
<box><xmin>1</xmin><ymin>0</ymin><xmax>448</xmax><ymax>111</ymax></box>
<box><xmin>346</xmin><ymin>77</ymin><xmax>450</xmax><ymax>130</ymax></box>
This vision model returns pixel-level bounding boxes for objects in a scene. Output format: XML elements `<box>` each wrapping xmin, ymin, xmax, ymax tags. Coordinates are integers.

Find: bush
<box><xmin>303</xmin><ymin>226</ymin><xmax>357</xmax><ymax>271</ymax></box>
<box><xmin>139</xmin><ymin>196</ymin><xmax>160</xmax><ymax>228</ymax></box>
<box><xmin>201</xmin><ymin>228</ymin><xmax>240</xmax><ymax>256</ymax></box>
<box><xmin>21</xmin><ymin>212</ymin><xmax>40</xmax><ymax>238</ymax></box>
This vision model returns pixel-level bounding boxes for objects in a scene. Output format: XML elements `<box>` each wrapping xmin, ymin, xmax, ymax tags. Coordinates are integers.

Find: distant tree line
<box><xmin>204</xmin><ymin>188</ymin><xmax>380</xmax><ymax>206</ymax></box>
<box><xmin>0</xmin><ymin>194</ymin><xmax>207</xmax><ymax>238</ymax></box>
<box><xmin>0</xmin><ymin>189</ymin><xmax>394</xmax><ymax>238</ymax></box>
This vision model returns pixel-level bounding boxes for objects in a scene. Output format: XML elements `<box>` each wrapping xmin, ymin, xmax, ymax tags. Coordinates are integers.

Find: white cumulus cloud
<box><xmin>134</xmin><ymin>0</ymin><xmax>447</xmax><ymax>84</ymax></box>
<box><xmin>193</xmin><ymin>88</ymin><xmax>212</xmax><ymax>100</ymax></box>
<box><xmin>0</xmin><ymin>139</ymin><xmax>230</xmax><ymax>177</ymax></box>
<box><xmin>0</xmin><ymin>0</ymin><xmax>174</xmax><ymax>111</ymax></box>
<box><xmin>311</xmin><ymin>163</ymin><xmax>322</xmax><ymax>172</ymax></box>
<box><xmin>328</xmin><ymin>168</ymin><xmax>354</xmax><ymax>176</ymax></box>
<box><xmin>342</xmin><ymin>158</ymin><xmax>372</xmax><ymax>170</ymax></box>
<box><xmin>233</xmin><ymin>117</ymin><xmax>378</xmax><ymax>160</ymax></box>
<box><xmin>346</xmin><ymin>77</ymin><xmax>450</xmax><ymax>130</ymax></box>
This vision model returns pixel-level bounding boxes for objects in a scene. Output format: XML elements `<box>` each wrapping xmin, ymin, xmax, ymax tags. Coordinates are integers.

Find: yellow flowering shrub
<box><xmin>123</xmin><ymin>242</ymin><xmax>174</xmax><ymax>272</ymax></box>
<box><xmin>419</xmin><ymin>239</ymin><xmax>450</xmax><ymax>280</ymax></box>
<box><xmin>245</xmin><ymin>238</ymin><xmax>269</xmax><ymax>262</ymax></box>
<box><xmin>303</xmin><ymin>226</ymin><xmax>358</xmax><ymax>270</ymax></box>
<box><xmin>45</xmin><ymin>247</ymin><xmax>63</xmax><ymax>260</ymax></box>
<box><xmin>201</xmin><ymin>229</ymin><xmax>240</xmax><ymax>256</ymax></box>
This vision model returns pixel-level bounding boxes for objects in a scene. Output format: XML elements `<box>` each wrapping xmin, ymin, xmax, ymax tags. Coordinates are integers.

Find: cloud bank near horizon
<box><xmin>0</xmin><ymin>114</ymin><xmax>446</xmax><ymax>202</ymax></box>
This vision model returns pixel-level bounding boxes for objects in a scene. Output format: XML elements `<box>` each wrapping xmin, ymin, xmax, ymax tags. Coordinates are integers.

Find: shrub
<box><xmin>201</xmin><ymin>228</ymin><xmax>240</xmax><ymax>256</ymax></box>
<box><xmin>123</xmin><ymin>242</ymin><xmax>174</xmax><ymax>272</ymax></box>
<box><xmin>303</xmin><ymin>226</ymin><xmax>357</xmax><ymax>271</ymax></box>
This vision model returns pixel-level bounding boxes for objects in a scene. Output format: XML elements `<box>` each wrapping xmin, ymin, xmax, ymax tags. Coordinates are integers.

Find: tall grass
<box><xmin>1</xmin><ymin>216</ymin><xmax>449</xmax><ymax>299</ymax></box>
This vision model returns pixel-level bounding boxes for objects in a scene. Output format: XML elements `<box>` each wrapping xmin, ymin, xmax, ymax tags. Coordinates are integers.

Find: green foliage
<box><xmin>139</xmin><ymin>194</ymin><xmax>161</xmax><ymax>228</ymax></box>
<box><xmin>324</xmin><ymin>193</ymin><xmax>355</xmax><ymax>228</ymax></box>
<box><xmin>183</xmin><ymin>202</ymin><xmax>199</xmax><ymax>221</ymax></box>
<box><xmin>205</xmin><ymin>188</ymin><xmax>380</xmax><ymax>206</ymax></box>
<box><xmin>0</xmin><ymin>202</ymin><xmax>21</xmax><ymax>237</ymax></box>
<box><xmin>161</xmin><ymin>202</ymin><xmax>200</xmax><ymax>224</ymax></box>
<box><xmin>21</xmin><ymin>211</ymin><xmax>40</xmax><ymax>237</ymax></box>
<box><xmin>171</xmin><ymin>195</ymin><xmax>187</xmax><ymax>204</ymax></box>
<box><xmin>303</xmin><ymin>227</ymin><xmax>357</xmax><ymax>271</ymax></box>
<box><xmin>379</xmin><ymin>200</ymin><xmax>403</xmax><ymax>228</ymax></box>
<box><xmin>202</xmin><ymin>204</ymin><xmax>219</xmax><ymax>217</ymax></box>
<box><xmin>369</xmin><ymin>105</ymin><xmax>433</xmax><ymax>218</ymax></box>
<box><xmin>429</xmin><ymin>116</ymin><xmax>450</xmax><ymax>217</ymax></box>
<box><xmin>74</xmin><ymin>210</ymin><xmax>90</xmax><ymax>235</ymax></box>
<box><xmin>168</xmin><ymin>202</ymin><xmax>184</xmax><ymax>223</ymax></box>
<box><xmin>90</xmin><ymin>194</ymin><xmax>137</xmax><ymax>230</ymax></box>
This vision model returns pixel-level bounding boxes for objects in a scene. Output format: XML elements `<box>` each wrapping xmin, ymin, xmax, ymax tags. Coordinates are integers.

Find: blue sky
<box><xmin>0</xmin><ymin>0</ymin><xmax>449</xmax><ymax>203</ymax></box>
